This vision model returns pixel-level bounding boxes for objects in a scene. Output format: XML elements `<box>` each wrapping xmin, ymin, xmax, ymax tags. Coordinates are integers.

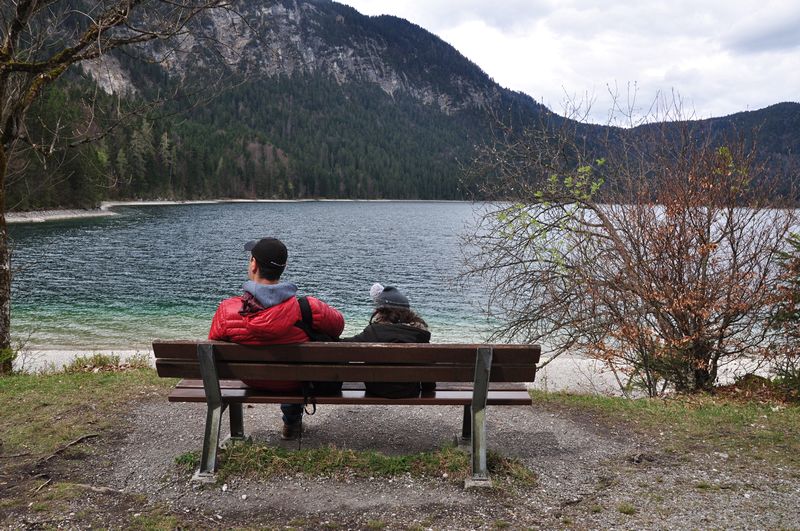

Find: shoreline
<box><xmin>6</xmin><ymin>208</ymin><xmax>117</xmax><ymax>224</ymax></box>
<box><xmin>13</xmin><ymin>347</ymin><xmax>766</xmax><ymax>396</ymax></box>
<box><xmin>12</xmin><ymin>348</ymin><xmax>628</xmax><ymax>395</ymax></box>
<box><xmin>7</xmin><ymin>198</ymin><xmax>471</xmax><ymax>224</ymax></box>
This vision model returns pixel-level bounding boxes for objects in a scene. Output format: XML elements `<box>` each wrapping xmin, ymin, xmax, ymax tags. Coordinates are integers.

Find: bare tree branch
<box><xmin>0</xmin><ymin>0</ymin><xmax>236</xmax><ymax>372</ymax></box>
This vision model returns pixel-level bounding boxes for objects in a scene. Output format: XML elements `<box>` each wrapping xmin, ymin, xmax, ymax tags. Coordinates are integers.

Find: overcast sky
<box><xmin>337</xmin><ymin>0</ymin><xmax>800</xmax><ymax>124</ymax></box>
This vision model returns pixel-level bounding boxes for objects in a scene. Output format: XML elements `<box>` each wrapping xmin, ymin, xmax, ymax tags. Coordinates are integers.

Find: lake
<box><xmin>9</xmin><ymin>201</ymin><xmax>494</xmax><ymax>349</ymax></box>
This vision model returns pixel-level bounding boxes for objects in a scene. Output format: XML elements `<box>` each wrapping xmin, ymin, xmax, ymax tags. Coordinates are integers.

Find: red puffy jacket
<box><xmin>209</xmin><ymin>294</ymin><xmax>344</xmax><ymax>391</ymax></box>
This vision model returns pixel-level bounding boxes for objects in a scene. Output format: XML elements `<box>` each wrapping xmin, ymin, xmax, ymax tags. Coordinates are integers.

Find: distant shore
<box><xmin>6</xmin><ymin>198</ymin><xmax>465</xmax><ymax>224</ymax></box>
<box><xmin>6</xmin><ymin>208</ymin><xmax>116</xmax><ymax>224</ymax></box>
<box><xmin>5</xmin><ymin>199</ymin><xmax>300</xmax><ymax>224</ymax></box>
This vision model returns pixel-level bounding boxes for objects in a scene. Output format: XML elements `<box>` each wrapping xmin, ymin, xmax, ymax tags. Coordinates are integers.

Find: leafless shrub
<box><xmin>463</xmin><ymin>96</ymin><xmax>798</xmax><ymax>396</ymax></box>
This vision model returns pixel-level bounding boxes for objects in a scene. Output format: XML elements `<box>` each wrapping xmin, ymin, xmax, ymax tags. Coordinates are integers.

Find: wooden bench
<box><xmin>153</xmin><ymin>340</ymin><xmax>541</xmax><ymax>485</ymax></box>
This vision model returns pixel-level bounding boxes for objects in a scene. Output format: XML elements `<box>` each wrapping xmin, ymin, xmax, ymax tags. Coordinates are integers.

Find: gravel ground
<box><xmin>86</xmin><ymin>398</ymin><xmax>800</xmax><ymax>530</ymax></box>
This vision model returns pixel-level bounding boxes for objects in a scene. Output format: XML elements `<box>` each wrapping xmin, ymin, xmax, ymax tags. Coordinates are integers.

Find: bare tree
<box><xmin>463</xmin><ymin>98</ymin><xmax>798</xmax><ymax>396</ymax></box>
<box><xmin>0</xmin><ymin>0</ymin><xmax>232</xmax><ymax>373</ymax></box>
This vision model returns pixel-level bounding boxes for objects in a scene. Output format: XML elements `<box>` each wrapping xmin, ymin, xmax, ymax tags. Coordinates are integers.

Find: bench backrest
<box><xmin>153</xmin><ymin>341</ymin><xmax>541</xmax><ymax>383</ymax></box>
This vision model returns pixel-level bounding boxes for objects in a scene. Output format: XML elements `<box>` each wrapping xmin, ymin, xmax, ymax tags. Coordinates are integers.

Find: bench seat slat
<box><xmin>174</xmin><ymin>379</ymin><xmax>528</xmax><ymax>392</ymax></box>
<box><xmin>156</xmin><ymin>361</ymin><xmax>537</xmax><ymax>382</ymax></box>
<box><xmin>167</xmin><ymin>387</ymin><xmax>532</xmax><ymax>406</ymax></box>
<box><xmin>152</xmin><ymin>341</ymin><xmax>541</xmax><ymax>364</ymax></box>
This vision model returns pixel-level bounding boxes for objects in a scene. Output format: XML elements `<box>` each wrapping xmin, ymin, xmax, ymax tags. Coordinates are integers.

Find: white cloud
<box><xmin>725</xmin><ymin>3</ymin><xmax>800</xmax><ymax>53</ymax></box>
<box><xmin>342</xmin><ymin>0</ymin><xmax>553</xmax><ymax>33</ymax></box>
<box><xmin>337</xmin><ymin>0</ymin><xmax>800</xmax><ymax>122</ymax></box>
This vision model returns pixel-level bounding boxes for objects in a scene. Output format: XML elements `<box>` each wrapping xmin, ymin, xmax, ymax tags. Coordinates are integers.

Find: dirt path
<box><xmin>66</xmin><ymin>397</ymin><xmax>796</xmax><ymax>529</ymax></box>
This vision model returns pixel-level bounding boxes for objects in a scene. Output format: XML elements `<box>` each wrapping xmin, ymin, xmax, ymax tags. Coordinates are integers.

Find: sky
<box><xmin>336</xmin><ymin>0</ymin><xmax>800</xmax><ymax>124</ymax></box>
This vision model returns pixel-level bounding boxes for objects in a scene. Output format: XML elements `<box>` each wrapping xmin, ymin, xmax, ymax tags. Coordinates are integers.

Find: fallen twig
<box><xmin>0</xmin><ymin>452</ymin><xmax>31</xmax><ymax>459</ymax></box>
<box><xmin>32</xmin><ymin>478</ymin><xmax>52</xmax><ymax>493</ymax></box>
<box><xmin>39</xmin><ymin>434</ymin><xmax>99</xmax><ymax>463</ymax></box>
<box><xmin>201</xmin><ymin>513</ymin><xmax>222</xmax><ymax>525</ymax></box>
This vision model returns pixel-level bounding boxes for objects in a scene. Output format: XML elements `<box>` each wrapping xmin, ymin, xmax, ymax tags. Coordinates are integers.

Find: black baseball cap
<box><xmin>244</xmin><ymin>237</ymin><xmax>287</xmax><ymax>273</ymax></box>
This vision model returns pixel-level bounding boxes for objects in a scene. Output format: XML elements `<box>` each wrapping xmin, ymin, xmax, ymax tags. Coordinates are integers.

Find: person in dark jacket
<box><xmin>209</xmin><ymin>237</ymin><xmax>344</xmax><ymax>439</ymax></box>
<box><xmin>343</xmin><ymin>283</ymin><xmax>432</xmax><ymax>398</ymax></box>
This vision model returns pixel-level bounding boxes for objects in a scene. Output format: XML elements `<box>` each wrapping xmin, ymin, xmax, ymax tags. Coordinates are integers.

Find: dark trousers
<box><xmin>280</xmin><ymin>403</ymin><xmax>303</xmax><ymax>425</ymax></box>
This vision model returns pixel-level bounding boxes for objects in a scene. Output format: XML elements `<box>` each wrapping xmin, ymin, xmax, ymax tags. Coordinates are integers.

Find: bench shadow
<box><xmin>242</xmin><ymin>404</ymin><xmax>575</xmax><ymax>460</ymax></box>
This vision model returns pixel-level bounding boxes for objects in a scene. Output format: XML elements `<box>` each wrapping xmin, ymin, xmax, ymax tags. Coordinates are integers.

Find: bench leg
<box><xmin>229</xmin><ymin>403</ymin><xmax>244</xmax><ymax>440</ymax></box>
<box><xmin>195</xmin><ymin>344</ymin><xmax>223</xmax><ymax>482</ymax></box>
<box><xmin>198</xmin><ymin>400</ymin><xmax>223</xmax><ymax>480</ymax></box>
<box><xmin>466</xmin><ymin>346</ymin><xmax>493</xmax><ymax>488</ymax></box>
<box><xmin>461</xmin><ymin>404</ymin><xmax>471</xmax><ymax>440</ymax></box>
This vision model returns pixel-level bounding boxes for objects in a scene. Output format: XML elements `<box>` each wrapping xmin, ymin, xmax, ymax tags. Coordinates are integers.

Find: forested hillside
<box><xmin>5</xmin><ymin>0</ymin><xmax>798</xmax><ymax>210</ymax></box>
<box><xmin>9</xmin><ymin>73</ymin><xmax>500</xmax><ymax>209</ymax></box>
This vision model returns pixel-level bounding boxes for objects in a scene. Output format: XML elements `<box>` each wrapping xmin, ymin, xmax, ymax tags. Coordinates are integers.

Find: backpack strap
<box><xmin>302</xmin><ymin>382</ymin><xmax>317</xmax><ymax>416</ymax></box>
<box><xmin>295</xmin><ymin>295</ymin><xmax>318</xmax><ymax>416</ymax></box>
<box><xmin>294</xmin><ymin>296</ymin><xmax>314</xmax><ymax>338</ymax></box>
<box><xmin>298</xmin><ymin>296</ymin><xmax>313</xmax><ymax>328</ymax></box>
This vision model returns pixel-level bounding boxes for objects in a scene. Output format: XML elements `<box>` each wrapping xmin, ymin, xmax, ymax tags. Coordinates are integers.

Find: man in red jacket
<box><xmin>209</xmin><ymin>237</ymin><xmax>344</xmax><ymax>439</ymax></box>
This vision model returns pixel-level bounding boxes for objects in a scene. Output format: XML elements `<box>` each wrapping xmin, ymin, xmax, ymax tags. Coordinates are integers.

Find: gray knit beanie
<box><xmin>370</xmin><ymin>283</ymin><xmax>410</xmax><ymax>308</ymax></box>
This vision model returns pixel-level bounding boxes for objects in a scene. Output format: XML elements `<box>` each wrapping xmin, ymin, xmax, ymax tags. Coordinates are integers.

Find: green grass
<box><xmin>217</xmin><ymin>442</ymin><xmax>535</xmax><ymax>486</ymax></box>
<box><xmin>40</xmin><ymin>482</ymin><xmax>86</xmax><ymax>501</ymax></box>
<box><xmin>531</xmin><ymin>390</ymin><xmax>800</xmax><ymax>466</ymax></box>
<box><xmin>174</xmin><ymin>451</ymin><xmax>200</xmax><ymax>471</ymax></box>
<box><xmin>0</xmin><ymin>368</ymin><xmax>175</xmax><ymax>456</ymax></box>
<box><xmin>617</xmin><ymin>502</ymin><xmax>637</xmax><ymax>515</ymax></box>
<box><xmin>125</xmin><ymin>511</ymin><xmax>180</xmax><ymax>530</ymax></box>
<box><xmin>695</xmin><ymin>481</ymin><xmax>714</xmax><ymax>490</ymax></box>
<box><xmin>63</xmin><ymin>352</ymin><xmax>151</xmax><ymax>373</ymax></box>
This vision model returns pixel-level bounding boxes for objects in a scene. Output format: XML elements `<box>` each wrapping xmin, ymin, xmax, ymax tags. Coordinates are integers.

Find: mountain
<box><xmin>704</xmin><ymin>102</ymin><xmax>800</xmax><ymax>175</ymax></box>
<box><xmin>7</xmin><ymin>0</ymin><xmax>799</xmax><ymax>210</ymax></box>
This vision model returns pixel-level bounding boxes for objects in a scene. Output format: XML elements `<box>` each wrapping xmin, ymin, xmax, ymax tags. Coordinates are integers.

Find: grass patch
<box><xmin>40</xmin><ymin>482</ymin><xmax>85</xmax><ymax>501</ymax></box>
<box><xmin>531</xmin><ymin>390</ymin><xmax>800</xmax><ymax>466</ymax></box>
<box><xmin>63</xmin><ymin>352</ymin><xmax>151</xmax><ymax>373</ymax></box>
<box><xmin>175</xmin><ymin>451</ymin><xmax>200</xmax><ymax>472</ymax></box>
<box><xmin>617</xmin><ymin>502</ymin><xmax>637</xmax><ymax>515</ymax></box>
<box><xmin>0</xmin><ymin>368</ymin><xmax>174</xmax><ymax>456</ymax></box>
<box><xmin>217</xmin><ymin>442</ymin><xmax>535</xmax><ymax>486</ymax></box>
<box><xmin>126</xmin><ymin>511</ymin><xmax>179</xmax><ymax>530</ymax></box>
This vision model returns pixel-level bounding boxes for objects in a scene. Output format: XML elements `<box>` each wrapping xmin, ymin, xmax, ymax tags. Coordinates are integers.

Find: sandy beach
<box><xmin>5</xmin><ymin>200</ymin><xmax>267</xmax><ymax>224</ymax></box>
<box><xmin>14</xmin><ymin>345</ymin><xmax>766</xmax><ymax>397</ymax></box>
<box><xmin>5</xmin><ymin>207</ymin><xmax>117</xmax><ymax>223</ymax></box>
<box><xmin>11</xmin><ymin>348</ymin><xmax>639</xmax><ymax>395</ymax></box>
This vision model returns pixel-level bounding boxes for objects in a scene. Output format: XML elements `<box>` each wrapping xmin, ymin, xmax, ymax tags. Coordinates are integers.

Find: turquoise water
<box><xmin>9</xmin><ymin>201</ymin><xmax>493</xmax><ymax>348</ymax></box>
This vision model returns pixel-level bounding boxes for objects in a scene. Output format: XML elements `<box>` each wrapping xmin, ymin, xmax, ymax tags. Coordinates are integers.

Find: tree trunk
<box><xmin>0</xmin><ymin>144</ymin><xmax>12</xmax><ymax>374</ymax></box>
<box><xmin>692</xmin><ymin>342</ymin><xmax>714</xmax><ymax>392</ymax></box>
